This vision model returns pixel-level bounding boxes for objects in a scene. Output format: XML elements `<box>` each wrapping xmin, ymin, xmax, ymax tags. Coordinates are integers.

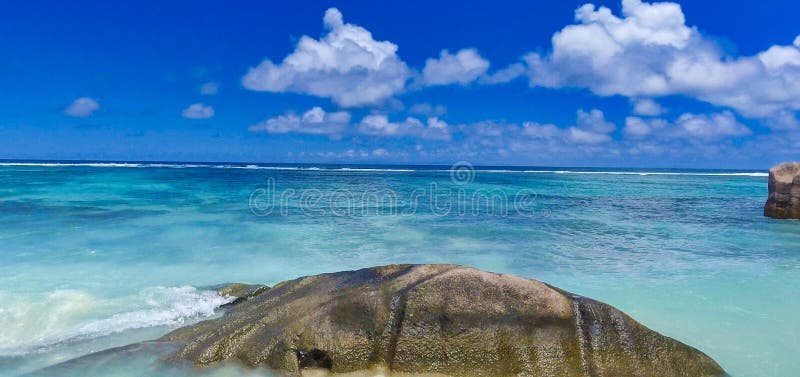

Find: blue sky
<box><xmin>1</xmin><ymin>0</ymin><xmax>799</xmax><ymax>168</ymax></box>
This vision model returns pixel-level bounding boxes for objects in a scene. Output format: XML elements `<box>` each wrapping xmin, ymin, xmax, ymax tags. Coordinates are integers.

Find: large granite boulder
<box><xmin>162</xmin><ymin>265</ymin><xmax>724</xmax><ymax>377</ymax></box>
<box><xmin>764</xmin><ymin>162</ymin><xmax>800</xmax><ymax>219</ymax></box>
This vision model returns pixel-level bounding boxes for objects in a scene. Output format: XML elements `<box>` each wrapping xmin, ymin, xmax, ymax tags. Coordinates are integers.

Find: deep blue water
<box><xmin>0</xmin><ymin>161</ymin><xmax>797</xmax><ymax>376</ymax></box>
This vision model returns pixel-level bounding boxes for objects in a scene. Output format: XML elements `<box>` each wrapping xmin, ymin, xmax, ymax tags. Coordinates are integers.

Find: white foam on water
<box><xmin>439</xmin><ymin>169</ymin><xmax>767</xmax><ymax>177</ymax></box>
<box><xmin>0</xmin><ymin>286</ymin><xmax>232</xmax><ymax>356</ymax></box>
<box><xmin>0</xmin><ymin>162</ymin><xmax>767</xmax><ymax>176</ymax></box>
<box><xmin>335</xmin><ymin>168</ymin><xmax>416</xmax><ymax>172</ymax></box>
<box><xmin>0</xmin><ymin>162</ymin><xmax>148</xmax><ymax>168</ymax></box>
<box><xmin>514</xmin><ymin>170</ymin><xmax>768</xmax><ymax>177</ymax></box>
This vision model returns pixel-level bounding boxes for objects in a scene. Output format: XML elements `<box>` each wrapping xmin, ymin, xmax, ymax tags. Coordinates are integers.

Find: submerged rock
<box><xmin>162</xmin><ymin>265</ymin><xmax>724</xmax><ymax>377</ymax></box>
<box><xmin>764</xmin><ymin>162</ymin><xmax>800</xmax><ymax>219</ymax></box>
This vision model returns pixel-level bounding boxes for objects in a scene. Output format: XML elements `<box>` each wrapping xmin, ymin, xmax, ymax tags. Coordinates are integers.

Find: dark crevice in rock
<box><xmin>572</xmin><ymin>297</ymin><xmax>596</xmax><ymax>377</ymax></box>
<box><xmin>296</xmin><ymin>348</ymin><xmax>333</xmax><ymax>370</ymax></box>
<box><xmin>383</xmin><ymin>267</ymin><xmax>459</xmax><ymax>370</ymax></box>
<box><xmin>163</xmin><ymin>265</ymin><xmax>726</xmax><ymax>377</ymax></box>
<box><xmin>220</xmin><ymin>296</ymin><xmax>247</xmax><ymax>309</ymax></box>
<box><xmin>384</xmin><ymin>293</ymin><xmax>407</xmax><ymax>370</ymax></box>
<box><xmin>220</xmin><ymin>286</ymin><xmax>270</xmax><ymax>309</ymax></box>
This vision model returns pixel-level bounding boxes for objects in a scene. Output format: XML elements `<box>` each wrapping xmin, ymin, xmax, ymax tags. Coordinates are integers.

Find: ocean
<box><xmin>0</xmin><ymin>161</ymin><xmax>797</xmax><ymax>377</ymax></box>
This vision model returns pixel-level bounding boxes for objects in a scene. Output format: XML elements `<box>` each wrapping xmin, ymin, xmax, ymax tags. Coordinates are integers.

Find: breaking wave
<box><xmin>0</xmin><ymin>286</ymin><xmax>232</xmax><ymax>356</ymax></box>
<box><xmin>0</xmin><ymin>162</ymin><xmax>766</xmax><ymax>176</ymax></box>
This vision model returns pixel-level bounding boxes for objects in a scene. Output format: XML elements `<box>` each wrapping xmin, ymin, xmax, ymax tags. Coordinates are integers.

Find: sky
<box><xmin>1</xmin><ymin>0</ymin><xmax>799</xmax><ymax>168</ymax></box>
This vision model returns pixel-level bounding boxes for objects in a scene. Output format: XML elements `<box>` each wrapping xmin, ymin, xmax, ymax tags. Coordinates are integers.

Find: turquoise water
<box><xmin>0</xmin><ymin>162</ymin><xmax>798</xmax><ymax>376</ymax></box>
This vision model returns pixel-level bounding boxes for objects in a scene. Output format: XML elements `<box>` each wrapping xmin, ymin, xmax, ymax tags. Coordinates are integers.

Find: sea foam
<box><xmin>0</xmin><ymin>162</ymin><xmax>767</xmax><ymax>176</ymax></box>
<box><xmin>0</xmin><ymin>286</ymin><xmax>232</xmax><ymax>356</ymax></box>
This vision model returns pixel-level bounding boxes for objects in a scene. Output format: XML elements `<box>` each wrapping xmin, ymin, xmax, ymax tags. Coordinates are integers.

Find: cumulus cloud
<box><xmin>451</xmin><ymin>113</ymin><xmax>616</xmax><ymax>163</ymax></box>
<box><xmin>632</xmin><ymin>98</ymin><xmax>665</xmax><ymax>116</ymax></box>
<box><xmin>358</xmin><ymin>114</ymin><xmax>451</xmax><ymax>141</ymax></box>
<box><xmin>624</xmin><ymin>111</ymin><xmax>750</xmax><ymax>140</ymax></box>
<box><xmin>479</xmin><ymin>63</ymin><xmax>527</xmax><ymax>84</ymax></box>
<box><xmin>513</xmin><ymin>0</ymin><xmax>800</xmax><ymax>124</ymax></box>
<box><xmin>461</xmin><ymin>108</ymin><xmax>615</xmax><ymax>148</ymax></box>
<box><xmin>569</xmin><ymin>128</ymin><xmax>611</xmax><ymax>144</ymax></box>
<box><xmin>674</xmin><ymin>112</ymin><xmax>751</xmax><ymax>139</ymax></box>
<box><xmin>64</xmin><ymin>97</ymin><xmax>99</xmax><ymax>117</ymax></box>
<box><xmin>200</xmin><ymin>82</ymin><xmax>219</xmax><ymax>95</ymax></box>
<box><xmin>445</xmin><ymin>108</ymin><xmax>760</xmax><ymax>163</ymax></box>
<box><xmin>344</xmin><ymin>149</ymin><xmax>369</xmax><ymax>158</ymax></box>
<box><xmin>248</xmin><ymin>107</ymin><xmax>351</xmax><ymax>137</ymax></box>
<box><xmin>247</xmin><ymin>107</ymin><xmax>451</xmax><ymax>141</ymax></box>
<box><xmin>764</xmin><ymin>111</ymin><xmax>800</xmax><ymax>131</ymax></box>
<box><xmin>566</xmin><ymin>109</ymin><xmax>616</xmax><ymax>144</ymax></box>
<box><xmin>241</xmin><ymin>8</ymin><xmax>410</xmax><ymax>107</ymax></box>
<box><xmin>623</xmin><ymin>116</ymin><xmax>668</xmax><ymax>138</ymax></box>
<box><xmin>541</xmin><ymin>111</ymin><xmax>612</xmax><ymax>142</ymax></box>
<box><xmin>420</xmin><ymin>48</ymin><xmax>490</xmax><ymax>86</ymax></box>
<box><xmin>262</xmin><ymin>109</ymin><xmax>759</xmax><ymax>164</ymax></box>
<box><xmin>181</xmin><ymin>103</ymin><xmax>215</xmax><ymax>119</ymax></box>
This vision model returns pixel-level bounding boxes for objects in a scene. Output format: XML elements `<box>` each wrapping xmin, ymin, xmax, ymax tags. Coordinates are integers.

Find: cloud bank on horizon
<box><xmin>27</xmin><ymin>0</ymin><xmax>800</xmax><ymax>166</ymax></box>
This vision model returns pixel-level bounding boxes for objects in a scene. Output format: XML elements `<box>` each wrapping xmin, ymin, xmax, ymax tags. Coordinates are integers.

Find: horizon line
<box><xmin>0</xmin><ymin>158</ymin><xmax>771</xmax><ymax>172</ymax></box>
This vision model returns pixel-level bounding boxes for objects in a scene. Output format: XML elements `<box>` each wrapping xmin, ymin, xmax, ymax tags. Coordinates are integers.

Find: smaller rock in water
<box><xmin>764</xmin><ymin>162</ymin><xmax>800</xmax><ymax>219</ymax></box>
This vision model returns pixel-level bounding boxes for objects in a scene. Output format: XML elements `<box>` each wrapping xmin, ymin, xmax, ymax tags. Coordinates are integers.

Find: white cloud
<box><xmin>514</xmin><ymin>0</ymin><xmax>800</xmax><ymax>123</ymax></box>
<box><xmin>248</xmin><ymin>107</ymin><xmax>350</xmax><ymax>137</ymax></box>
<box><xmin>357</xmin><ymin>114</ymin><xmax>451</xmax><ymax>141</ymax></box>
<box><xmin>675</xmin><ymin>111</ymin><xmax>751</xmax><ymax>139</ymax></box>
<box><xmin>569</xmin><ymin>127</ymin><xmax>612</xmax><ymax>144</ymax></box>
<box><xmin>624</xmin><ymin>116</ymin><xmax>667</xmax><ymax>138</ymax></box>
<box><xmin>371</xmin><ymin>148</ymin><xmax>389</xmax><ymax>157</ymax></box>
<box><xmin>765</xmin><ymin>111</ymin><xmax>800</xmax><ymax>131</ymax></box>
<box><xmin>249</xmin><ymin>107</ymin><xmax>451</xmax><ymax>141</ymax></box>
<box><xmin>479</xmin><ymin>63</ymin><xmax>526</xmax><ymax>84</ymax></box>
<box><xmin>355</xmin><ymin>107</ymin><xmax>763</xmax><ymax>163</ymax></box>
<box><xmin>632</xmin><ymin>98</ymin><xmax>665</xmax><ymax>116</ymax></box>
<box><xmin>64</xmin><ymin>97</ymin><xmax>99</xmax><ymax>117</ymax></box>
<box><xmin>182</xmin><ymin>103</ymin><xmax>215</xmax><ymax>119</ymax></box>
<box><xmin>451</xmin><ymin>114</ymin><xmax>616</xmax><ymax>162</ymax></box>
<box><xmin>424</xmin><ymin>117</ymin><xmax>451</xmax><ymax>141</ymax></box>
<box><xmin>344</xmin><ymin>149</ymin><xmax>370</xmax><ymax>158</ymax></box>
<box><xmin>620</xmin><ymin>111</ymin><xmax>755</xmax><ymax>161</ymax></box>
<box><xmin>460</xmin><ymin>108</ymin><xmax>615</xmax><ymax>148</ymax></box>
<box><xmin>200</xmin><ymin>82</ymin><xmax>219</xmax><ymax>95</ymax></box>
<box><xmin>241</xmin><ymin>8</ymin><xmax>410</xmax><ymax>107</ymax></box>
<box><xmin>421</xmin><ymin>48</ymin><xmax>490</xmax><ymax>86</ymax></box>
<box><xmin>358</xmin><ymin>114</ymin><xmax>404</xmax><ymax>136</ymax></box>
<box><xmin>625</xmin><ymin>111</ymin><xmax>750</xmax><ymax>140</ymax></box>
<box><xmin>520</xmin><ymin>122</ymin><xmax>562</xmax><ymax>139</ymax></box>
<box><xmin>567</xmin><ymin>109</ymin><xmax>615</xmax><ymax>144</ymax></box>
<box><xmin>575</xmin><ymin>108</ymin><xmax>615</xmax><ymax>133</ymax></box>
<box><xmin>758</xmin><ymin>45</ymin><xmax>800</xmax><ymax>71</ymax></box>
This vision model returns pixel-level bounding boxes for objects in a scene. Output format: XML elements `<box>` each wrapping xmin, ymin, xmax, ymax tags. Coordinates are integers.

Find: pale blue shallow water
<box><xmin>0</xmin><ymin>162</ymin><xmax>798</xmax><ymax>376</ymax></box>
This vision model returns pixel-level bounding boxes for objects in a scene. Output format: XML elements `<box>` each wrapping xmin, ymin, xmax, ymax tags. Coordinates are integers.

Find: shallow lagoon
<box><xmin>0</xmin><ymin>163</ymin><xmax>798</xmax><ymax>376</ymax></box>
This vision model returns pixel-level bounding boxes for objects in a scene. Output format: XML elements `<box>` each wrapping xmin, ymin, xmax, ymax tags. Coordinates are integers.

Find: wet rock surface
<box><xmin>764</xmin><ymin>162</ymin><xmax>800</xmax><ymax>219</ymax></box>
<box><xmin>210</xmin><ymin>283</ymin><xmax>270</xmax><ymax>309</ymax></box>
<box><xmin>162</xmin><ymin>264</ymin><xmax>725</xmax><ymax>377</ymax></box>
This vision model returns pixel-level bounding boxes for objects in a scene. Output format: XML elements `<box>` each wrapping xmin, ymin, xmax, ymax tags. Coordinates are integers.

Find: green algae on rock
<box><xmin>162</xmin><ymin>265</ymin><xmax>725</xmax><ymax>377</ymax></box>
